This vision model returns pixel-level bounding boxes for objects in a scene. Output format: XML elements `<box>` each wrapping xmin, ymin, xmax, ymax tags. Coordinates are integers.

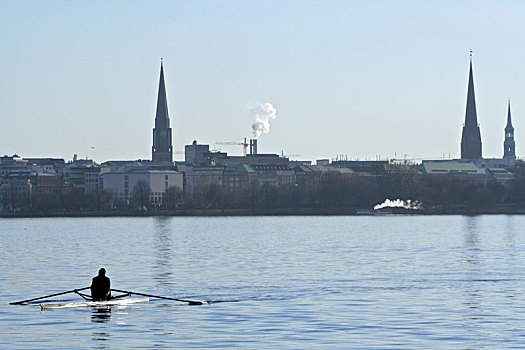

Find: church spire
<box><xmin>460</xmin><ymin>53</ymin><xmax>482</xmax><ymax>159</ymax></box>
<box><xmin>152</xmin><ymin>59</ymin><xmax>173</xmax><ymax>162</ymax></box>
<box><xmin>156</xmin><ymin>59</ymin><xmax>169</xmax><ymax>125</ymax></box>
<box><xmin>503</xmin><ymin>99</ymin><xmax>516</xmax><ymax>161</ymax></box>
<box><xmin>506</xmin><ymin>99</ymin><xmax>513</xmax><ymax>130</ymax></box>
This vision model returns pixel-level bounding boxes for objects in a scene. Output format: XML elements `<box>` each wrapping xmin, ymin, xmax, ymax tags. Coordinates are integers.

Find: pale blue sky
<box><xmin>1</xmin><ymin>0</ymin><xmax>524</xmax><ymax>162</ymax></box>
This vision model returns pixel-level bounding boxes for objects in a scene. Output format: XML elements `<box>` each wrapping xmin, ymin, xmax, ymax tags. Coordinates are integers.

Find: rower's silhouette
<box><xmin>91</xmin><ymin>268</ymin><xmax>111</xmax><ymax>301</ymax></box>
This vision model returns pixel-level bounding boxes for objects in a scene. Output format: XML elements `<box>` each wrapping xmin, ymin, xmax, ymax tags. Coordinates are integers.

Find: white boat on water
<box><xmin>40</xmin><ymin>297</ymin><xmax>150</xmax><ymax>310</ymax></box>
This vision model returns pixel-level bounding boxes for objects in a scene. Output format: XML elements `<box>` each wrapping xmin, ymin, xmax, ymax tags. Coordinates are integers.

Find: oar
<box><xmin>109</xmin><ymin>292</ymin><xmax>131</xmax><ymax>301</ymax></box>
<box><xmin>10</xmin><ymin>287</ymin><xmax>91</xmax><ymax>305</ymax></box>
<box><xmin>110</xmin><ymin>288</ymin><xmax>207</xmax><ymax>305</ymax></box>
<box><xmin>75</xmin><ymin>290</ymin><xmax>93</xmax><ymax>301</ymax></box>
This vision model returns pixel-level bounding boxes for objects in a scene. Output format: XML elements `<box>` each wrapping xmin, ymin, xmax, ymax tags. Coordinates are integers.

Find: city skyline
<box><xmin>1</xmin><ymin>1</ymin><xmax>525</xmax><ymax>163</ymax></box>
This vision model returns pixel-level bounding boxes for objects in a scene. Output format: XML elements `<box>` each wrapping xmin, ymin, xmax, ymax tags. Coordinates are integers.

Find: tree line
<box><xmin>6</xmin><ymin>168</ymin><xmax>525</xmax><ymax>213</ymax></box>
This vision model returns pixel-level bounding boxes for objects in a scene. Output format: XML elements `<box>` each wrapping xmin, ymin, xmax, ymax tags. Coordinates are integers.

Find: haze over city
<box><xmin>1</xmin><ymin>1</ymin><xmax>524</xmax><ymax>163</ymax></box>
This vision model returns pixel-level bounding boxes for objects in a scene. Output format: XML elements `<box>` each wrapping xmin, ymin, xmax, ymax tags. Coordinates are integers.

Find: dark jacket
<box><xmin>91</xmin><ymin>275</ymin><xmax>111</xmax><ymax>301</ymax></box>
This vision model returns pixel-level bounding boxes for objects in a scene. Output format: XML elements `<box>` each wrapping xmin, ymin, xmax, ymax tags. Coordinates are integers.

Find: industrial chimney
<box><xmin>250</xmin><ymin>139</ymin><xmax>258</xmax><ymax>155</ymax></box>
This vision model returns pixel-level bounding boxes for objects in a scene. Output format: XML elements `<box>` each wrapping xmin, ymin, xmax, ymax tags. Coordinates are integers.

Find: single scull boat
<box><xmin>40</xmin><ymin>297</ymin><xmax>150</xmax><ymax>310</ymax></box>
<box><xmin>11</xmin><ymin>287</ymin><xmax>208</xmax><ymax>307</ymax></box>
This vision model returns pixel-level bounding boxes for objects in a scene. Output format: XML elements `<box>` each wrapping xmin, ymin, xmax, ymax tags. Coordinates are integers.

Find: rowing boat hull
<box><xmin>40</xmin><ymin>297</ymin><xmax>149</xmax><ymax>310</ymax></box>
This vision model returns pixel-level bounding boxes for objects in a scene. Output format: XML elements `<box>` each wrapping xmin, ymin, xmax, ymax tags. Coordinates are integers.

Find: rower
<box><xmin>90</xmin><ymin>268</ymin><xmax>111</xmax><ymax>301</ymax></box>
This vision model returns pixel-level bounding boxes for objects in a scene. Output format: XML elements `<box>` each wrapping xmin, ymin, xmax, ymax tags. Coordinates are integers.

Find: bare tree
<box><xmin>31</xmin><ymin>192</ymin><xmax>60</xmax><ymax>212</ymax></box>
<box><xmin>132</xmin><ymin>179</ymin><xmax>151</xmax><ymax>211</ymax></box>
<box><xmin>164</xmin><ymin>186</ymin><xmax>183</xmax><ymax>209</ymax></box>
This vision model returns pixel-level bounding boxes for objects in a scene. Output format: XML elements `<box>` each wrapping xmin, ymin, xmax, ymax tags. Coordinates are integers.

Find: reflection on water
<box><xmin>461</xmin><ymin>216</ymin><xmax>483</xmax><ymax>319</ymax></box>
<box><xmin>91</xmin><ymin>331</ymin><xmax>111</xmax><ymax>349</ymax></box>
<box><xmin>91</xmin><ymin>309</ymin><xmax>111</xmax><ymax>348</ymax></box>
<box><xmin>503</xmin><ymin>216</ymin><xmax>518</xmax><ymax>306</ymax></box>
<box><xmin>153</xmin><ymin>218</ymin><xmax>174</xmax><ymax>287</ymax></box>
<box><xmin>504</xmin><ymin>215</ymin><xmax>516</xmax><ymax>250</ymax></box>
<box><xmin>463</xmin><ymin>216</ymin><xmax>481</xmax><ymax>265</ymax></box>
<box><xmin>91</xmin><ymin>308</ymin><xmax>111</xmax><ymax>323</ymax></box>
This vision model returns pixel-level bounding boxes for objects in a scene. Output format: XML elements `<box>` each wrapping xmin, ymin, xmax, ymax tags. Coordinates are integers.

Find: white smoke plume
<box><xmin>374</xmin><ymin>199</ymin><xmax>423</xmax><ymax>211</ymax></box>
<box><xmin>250</xmin><ymin>102</ymin><xmax>277</xmax><ymax>138</ymax></box>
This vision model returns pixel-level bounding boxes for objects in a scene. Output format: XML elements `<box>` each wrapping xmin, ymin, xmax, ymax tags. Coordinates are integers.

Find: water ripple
<box><xmin>1</xmin><ymin>215</ymin><xmax>525</xmax><ymax>348</ymax></box>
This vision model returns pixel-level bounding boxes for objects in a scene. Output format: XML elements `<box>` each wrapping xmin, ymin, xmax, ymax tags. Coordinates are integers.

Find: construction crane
<box><xmin>215</xmin><ymin>138</ymin><xmax>249</xmax><ymax>156</ymax></box>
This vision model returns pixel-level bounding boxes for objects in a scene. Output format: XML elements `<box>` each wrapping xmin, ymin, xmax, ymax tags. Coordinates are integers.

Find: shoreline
<box><xmin>2</xmin><ymin>205</ymin><xmax>525</xmax><ymax>218</ymax></box>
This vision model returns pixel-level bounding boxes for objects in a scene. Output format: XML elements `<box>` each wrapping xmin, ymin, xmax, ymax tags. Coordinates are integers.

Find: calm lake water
<box><xmin>1</xmin><ymin>215</ymin><xmax>525</xmax><ymax>349</ymax></box>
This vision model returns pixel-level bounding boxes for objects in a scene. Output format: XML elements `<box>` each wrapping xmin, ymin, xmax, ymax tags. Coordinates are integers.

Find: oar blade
<box><xmin>111</xmin><ymin>288</ymin><xmax>207</xmax><ymax>305</ymax></box>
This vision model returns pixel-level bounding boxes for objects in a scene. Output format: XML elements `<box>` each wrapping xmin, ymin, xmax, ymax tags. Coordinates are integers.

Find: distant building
<box><xmin>184</xmin><ymin>165</ymin><xmax>230</xmax><ymax>193</ymax></box>
<box><xmin>294</xmin><ymin>164</ymin><xmax>354</xmax><ymax>187</ymax></box>
<box><xmin>184</xmin><ymin>162</ymin><xmax>296</xmax><ymax>194</ymax></box>
<box><xmin>24</xmin><ymin>158</ymin><xmax>66</xmax><ymax>172</ymax></box>
<box><xmin>1</xmin><ymin>171</ymin><xmax>65</xmax><ymax>195</ymax></box>
<box><xmin>100</xmin><ymin>159</ymin><xmax>176</xmax><ymax>172</ymax></box>
<box><xmin>0</xmin><ymin>177</ymin><xmax>31</xmax><ymax>211</ymax></box>
<box><xmin>184</xmin><ymin>140</ymin><xmax>290</xmax><ymax>167</ymax></box>
<box><xmin>213</xmin><ymin>153</ymin><xmax>289</xmax><ymax>167</ymax></box>
<box><xmin>0</xmin><ymin>156</ymin><xmax>69</xmax><ymax>211</ymax></box>
<box><xmin>251</xmin><ymin>164</ymin><xmax>296</xmax><ymax>187</ymax></box>
<box><xmin>100</xmin><ymin>160</ymin><xmax>146</xmax><ymax>172</ymax></box>
<box><xmin>460</xmin><ymin>55</ymin><xmax>482</xmax><ymax>159</ymax></box>
<box><xmin>185</xmin><ymin>141</ymin><xmax>210</xmax><ymax>166</ymax></box>
<box><xmin>68</xmin><ymin>165</ymin><xmax>102</xmax><ymax>194</ymax></box>
<box><xmin>102</xmin><ymin>169</ymin><xmax>183</xmax><ymax>205</ymax></box>
<box><xmin>419</xmin><ymin>160</ymin><xmax>491</xmax><ymax>181</ymax></box>
<box><xmin>332</xmin><ymin>160</ymin><xmax>388</xmax><ymax>174</ymax></box>
<box><xmin>487</xmin><ymin>167</ymin><xmax>514</xmax><ymax>182</ymax></box>
<box><xmin>84</xmin><ymin>169</ymin><xmax>102</xmax><ymax>194</ymax></box>
<box><xmin>152</xmin><ymin>60</ymin><xmax>173</xmax><ymax>162</ymax></box>
<box><xmin>288</xmin><ymin>160</ymin><xmax>312</xmax><ymax>167</ymax></box>
<box><xmin>0</xmin><ymin>156</ymin><xmax>29</xmax><ymax>175</ymax></box>
<box><xmin>32</xmin><ymin>173</ymin><xmax>65</xmax><ymax>194</ymax></box>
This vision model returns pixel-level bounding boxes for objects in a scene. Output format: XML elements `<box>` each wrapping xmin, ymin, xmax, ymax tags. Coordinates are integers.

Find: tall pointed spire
<box><xmin>503</xmin><ymin>99</ymin><xmax>516</xmax><ymax>161</ymax></box>
<box><xmin>460</xmin><ymin>52</ymin><xmax>482</xmax><ymax>159</ymax></box>
<box><xmin>155</xmin><ymin>59</ymin><xmax>169</xmax><ymax>126</ymax></box>
<box><xmin>506</xmin><ymin>99</ymin><xmax>513</xmax><ymax>129</ymax></box>
<box><xmin>152</xmin><ymin>59</ymin><xmax>173</xmax><ymax>162</ymax></box>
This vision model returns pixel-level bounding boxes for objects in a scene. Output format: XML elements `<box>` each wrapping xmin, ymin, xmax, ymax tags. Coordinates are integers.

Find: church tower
<box><xmin>460</xmin><ymin>54</ymin><xmax>482</xmax><ymax>159</ymax></box>
<box><xmin>503</xmin><ymin>100</ymin><xmax>516</xmax><ymax>161</ymax></box>
<box><xmin>152</xmin><ymin>59</ymin><xmax>173</xmax><ymax>162</ymax></box>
